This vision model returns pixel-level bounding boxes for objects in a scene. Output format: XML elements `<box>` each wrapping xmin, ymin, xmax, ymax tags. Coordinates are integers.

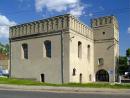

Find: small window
<box><xmin>88</xmin><ymin>45</ymin><xmax>90</xmax><ymax>48</ymax></box>
<box><xmin>21</xmin><ymin>43</ymin><xmax>28</xmax><ymax>59</ymax></box>
<box><xmin>98</xmin><ymin>58</ymin><xmax>104</xmax><ymax>65</ymax></box>
<box><xmin>72</xmin><ymin>68</ymin><xmax>76</xmax><ymax>76</ymax></box>
<box><xmin>44</xmin><ymin>40</ymin><xmax>51</xmax><ymax>58</ymax></box>
<box><xmin>78</xmin><ymin>41</ymin><xmax>82</xmax><ymax>58</ymax></box>
<box><xmin>103</xmin><ymin>32</ymin><xmax>105</xmax><ymax>35</ymax></box>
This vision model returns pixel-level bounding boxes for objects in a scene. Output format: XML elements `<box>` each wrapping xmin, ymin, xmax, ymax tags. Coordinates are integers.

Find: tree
<box><xmin>126</xmin><ymin>48</ymin><xmax>130</xmax><ymax>65</ymax></box>
<box><xmin>0</xmin><ymin>43</ymin><xmax>9</xmax><ymax>55</ymax></box>
<box><xmin>118</xmin><ymin>56</ymin><xmax>128</xmax><ymax>75</ymax></box>
<box><xmin>126</xmin><ymin>48</ymin><xmax>130</xmax><ymax>57</ymax></box>
<box><xmin>119</xmin><ymin>56</ymin><xmax>127</xmax><ymax>66</ymax></box>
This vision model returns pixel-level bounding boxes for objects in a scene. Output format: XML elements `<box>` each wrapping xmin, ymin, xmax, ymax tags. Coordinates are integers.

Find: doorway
<box><xmin>41</xmin><ymin>74</ymin><xmax>45</xmax><ymax>82</ymax></box>
<box><xmin>96</xmin><ymin>69</ymin><xmax>109</xmax><ymax>82</ymax></box>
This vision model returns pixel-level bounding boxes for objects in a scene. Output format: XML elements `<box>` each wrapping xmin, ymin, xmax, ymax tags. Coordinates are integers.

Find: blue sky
<box><xmin>0</xmin><ymin>0</ymin><xmax>130</xmax><ymax>56</ymax></box>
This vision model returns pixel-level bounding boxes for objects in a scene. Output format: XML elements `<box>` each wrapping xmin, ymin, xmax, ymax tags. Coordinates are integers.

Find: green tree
<box><xmin>119</xmin><ymin>56</ymin><xmax>127</xmax><ymax>66</ymax></box>
<box><xmin>0</xmin><ymin>43</ymin><xmax>9</xmax><ymax>55</ymax></box>
<box><xmin>118</xmin><ymin>56</ymin><xmax>128</xmax><ymax>75</ymax></box>
<box><xmin>126</xmin><ymin>48</ymin><xmax>130</xmax><ymax>57</ymax></box>
<box><xmin>126</xmin><ymin>48</ymin><xmax>130</xmax><ymax>65</ymax></box>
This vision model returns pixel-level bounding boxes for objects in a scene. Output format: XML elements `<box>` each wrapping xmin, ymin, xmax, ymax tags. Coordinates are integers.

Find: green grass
<box><xmin>0</xmin><ymin>77</ymin><xmax>130</xmax><ymax>89</ymax></box>
<box><xmin>0</xmin><ymin>77</ymin><xmax>59</xmax><ymax>86</ymax></box>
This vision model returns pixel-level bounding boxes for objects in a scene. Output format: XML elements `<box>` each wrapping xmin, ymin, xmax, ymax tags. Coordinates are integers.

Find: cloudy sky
<box><xmin>0</xmin><ymin>0</ymin><xmax>130</xmax><ymax>55</ymax></box>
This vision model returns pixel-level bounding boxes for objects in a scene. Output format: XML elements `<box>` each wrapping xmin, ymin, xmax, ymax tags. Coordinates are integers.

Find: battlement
<box><xmin>9</xmin><ymin>14</ymin><xmax>93</xmax><ymax>40</ymax></box>
<box><xmin>91</xmin><ymin>16</ymin><xmax>118</xmax><ymax>28</ymax></box>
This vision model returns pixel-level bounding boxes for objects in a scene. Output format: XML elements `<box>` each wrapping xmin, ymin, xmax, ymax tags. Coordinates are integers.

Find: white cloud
<box><xmin>128</xmin><ymin>27</ymin><xmax>130</xmax><ymax>33</ymax></box>
<box><xmin>35</xmin><ymin>0</ymin><xmax>78</xmax><ymax>12</ymax></box>
<box><xmin>35</xmin><ymin>0</ymin><xmax>85</xmax><ymax>17</ymax></box>
<box><xmin>88</xmin><ymin>13</ymin><xmax>93</xmax><ymax>17</ymax></box>
<box><xmin>0</xmin><ymin>15</ymin><xmax>16</xmax><ymax>38</ymax></box>
<box><xmin>69</xmin><ymin>5</ymin><xmax>84</xmax><ymax>17</ymax></box>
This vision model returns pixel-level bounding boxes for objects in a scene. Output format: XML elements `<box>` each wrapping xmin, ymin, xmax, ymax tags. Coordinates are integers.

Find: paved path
<box><xmin>0</xmin><ymin>89</ymin><xmax>130</xmax><ymax>98</ymax></box>
<box><xmin>0</xmin><ymin>84</ymin><xmax>130</xmax><ymax>94</ymax></box>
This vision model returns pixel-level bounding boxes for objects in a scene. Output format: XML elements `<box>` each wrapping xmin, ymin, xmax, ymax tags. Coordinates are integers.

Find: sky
<box><xmin>0</xmin><ymin>0</ymin><xmax>130</xmax><ymax>56</ymax></box>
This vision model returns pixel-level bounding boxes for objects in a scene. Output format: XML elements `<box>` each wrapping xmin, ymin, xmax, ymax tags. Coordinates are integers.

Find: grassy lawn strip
<box><xmin>0</xmin><ymin>77</ymin><xmax>130</xmax><ymax>89</ymax></box>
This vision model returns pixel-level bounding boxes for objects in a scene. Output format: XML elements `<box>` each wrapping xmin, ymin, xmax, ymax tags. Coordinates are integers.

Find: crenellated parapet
<box><xmin>68</xmin><ymin>15</ymin><xmax>93</xmax><ymax>40</ymax></box>
<box><xmin>9</xmin><ymin>14</ymin><xmax>93</xmax><ymax>40</ymax></box>
<box><xmin>91</xmin><ymin>16</ymin><xmax>118</xmax><ymax>29</ymax></box>
<box><xmin>9</xmin><ymin>14</ymin><xmax>70</xmax><ymax>38</ymax></box>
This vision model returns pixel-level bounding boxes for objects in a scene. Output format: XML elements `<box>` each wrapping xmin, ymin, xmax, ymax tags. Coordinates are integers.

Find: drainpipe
<box><xmin>61</xmin><ymin>30</ymin><xmax>64</xmax><ymax>84</ymax></box>
<box><xmin>9</xmin><ymin>39</ymin><xmax>11</xmax><ymax>78</ymax></box>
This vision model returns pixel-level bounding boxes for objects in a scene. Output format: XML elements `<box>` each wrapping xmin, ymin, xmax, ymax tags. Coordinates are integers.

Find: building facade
<box><xmin>0</xmin><ymin>53</ymin><xmax>9</xmax><ymax>75</ymax></box>
<box><xmin>9</xmin><ymin>14</ymin><xmax>119</xmax><ymax>84</ymax></box>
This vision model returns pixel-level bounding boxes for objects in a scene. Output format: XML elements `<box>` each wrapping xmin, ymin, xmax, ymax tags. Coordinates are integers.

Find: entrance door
<box><xmin>41</xmin><ymin>74</ymin><xmax>45</xmax><ymax>82</ymax></box>
<box><xmin>96</xmin><ymin>69</ymin><xmax>109</xmax><ymax>82</ymax></box>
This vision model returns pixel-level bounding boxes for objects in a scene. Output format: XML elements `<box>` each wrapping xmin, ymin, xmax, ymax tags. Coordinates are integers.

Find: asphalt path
<box><xmin>0</xmin><ymin>89</ymin><xmax>130</xmax><ymax>98</ymax></box>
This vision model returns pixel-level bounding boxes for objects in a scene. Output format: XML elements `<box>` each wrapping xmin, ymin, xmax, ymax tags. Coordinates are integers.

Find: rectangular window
<box><xmin>98</xmin><ymin>58</ymin><xmax>104</xmax><ymax>65</ymax></box>
<box><xmin>22</xmin><ymin>44</ymin><xmax>28</xmax><ymax>59</ymax></box>
<box><xmin>44</xmin><ymin>40</ymin><xmax>51</xmax><ymax>58</ymax></box>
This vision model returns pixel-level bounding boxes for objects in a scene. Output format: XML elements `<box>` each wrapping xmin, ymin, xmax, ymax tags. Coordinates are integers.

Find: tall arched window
<box><xmin>87</xmin><ymin>45</ymin><xmax>90</xmax><ymax>61</ymax></box>
<box><xmin>78</xmin><ymin>41</ymin><xmax>82</xmax><ymax>58</ymax></box>
<box><xmin>44</xmin><ymin>40</ymin><xmax>51</xmax><ymax>58</ymax></box>
<box><xmin>22</xmin><ymin>43</ymin><xmax>28</xmax><ymax>59</ymax></box>
<box><xmin>72</xmin><ymin>68</ymin><xmax>76</xmax><ymax>76</ymax></box>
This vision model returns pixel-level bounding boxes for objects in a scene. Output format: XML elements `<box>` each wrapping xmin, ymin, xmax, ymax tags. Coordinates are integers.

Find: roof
<box><xmin>0</xmin><ymin>53</ymin><xmax>8</xmax><ymax>60</ymax></box>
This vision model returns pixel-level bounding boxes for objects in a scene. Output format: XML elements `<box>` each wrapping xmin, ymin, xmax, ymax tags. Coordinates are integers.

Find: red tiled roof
<box><xmin>0</xmin><ymin>53</ymin><xmax>8</xmax><ymax>60</ymax></box>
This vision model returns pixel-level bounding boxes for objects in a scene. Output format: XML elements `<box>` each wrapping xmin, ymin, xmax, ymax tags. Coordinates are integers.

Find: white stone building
<box><xmin>9</xmin><ymin>14</ymin><xmax>119</xmax><ymax>84</ymax></box>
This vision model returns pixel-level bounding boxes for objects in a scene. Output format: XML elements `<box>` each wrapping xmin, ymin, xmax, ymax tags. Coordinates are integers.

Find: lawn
<box><xmin>0</xmin><ymin>77</ymin><xmax>130</xmax><ymax>89</ymax></box>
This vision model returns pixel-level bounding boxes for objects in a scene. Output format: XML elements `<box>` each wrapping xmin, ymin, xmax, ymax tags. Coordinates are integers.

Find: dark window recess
<box><xmin>73</xmin><ymin>68</ymin><xmax>76</xmax><ymax>76</ymax></box>
<box><xmin>78</xmin><ymin>41</ymin><xmax>82</xmax><ymax>58</ymax></box>
<box><xmin>103</xmin><ymin>32</ymin><xmax>105</xmax><ymax>35</ymax></box>
<box><xmin>87</xmin><ymin>45</ymin><xmax>90</xmax><ymax>60</ymax></box>
<box><xmin>44</xmin><ymin>40</ymin><xmax>51</xmax><ymax>58</ymax></box>
<box><xmin>98</xmin><ymin>58</ymin><xmax>104</xmax><ymax>65</ymax></box>
<box><xmin>22</xmin><ymin>44</ymin><xmax>28</xmax><ymax>59</ymax></box>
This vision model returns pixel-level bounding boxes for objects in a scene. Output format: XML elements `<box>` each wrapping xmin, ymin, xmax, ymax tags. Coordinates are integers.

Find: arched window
<box><xmin>44</xmin><ymin>40</ymin><xmax>51</xmax><ymax>58</ymax></box>
<box><xmin>22</xmin><ymin>43</ymin><xmax>28</xmax><ymax>59</ymax></box>
<box><xmin>72</xmin><ymin>68</ymin><xmax>76</xmax><ymax>76</ymax></box>
<box><xmin>87</xmin><ymin>45</ymin><xmax>90</xmax><ymax>61</ymax></box>
<box><xmin>78</xmin><ymin>41</ymin><xmax>82</xmax><ymax>58</ymax></box>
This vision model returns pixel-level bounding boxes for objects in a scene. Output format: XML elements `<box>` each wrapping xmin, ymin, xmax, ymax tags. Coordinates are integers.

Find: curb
<box><xmin>0</xmin><ymin>84</ymin><xmax>130</xmax><ymax>94</ymax></box>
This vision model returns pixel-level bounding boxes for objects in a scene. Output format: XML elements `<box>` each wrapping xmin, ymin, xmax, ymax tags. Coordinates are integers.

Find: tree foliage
<box><xmin>0</xmin><ymin>42</ymin><xmax>9</xmax><ymax>55</ymax></box>
<box><xmin>118</xmin><ymin>56</ymin><xmax>128</xmax><ymax>75</ymax></box>
<box><xmin>119</xmin><ymin>56</ymin><xmax>127</xmax><ymax>66</ymax></box>
<box><xmin>126</xmin><ymin>48</ymin><xmax>130</xmax><ymax>57</ymax></box>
